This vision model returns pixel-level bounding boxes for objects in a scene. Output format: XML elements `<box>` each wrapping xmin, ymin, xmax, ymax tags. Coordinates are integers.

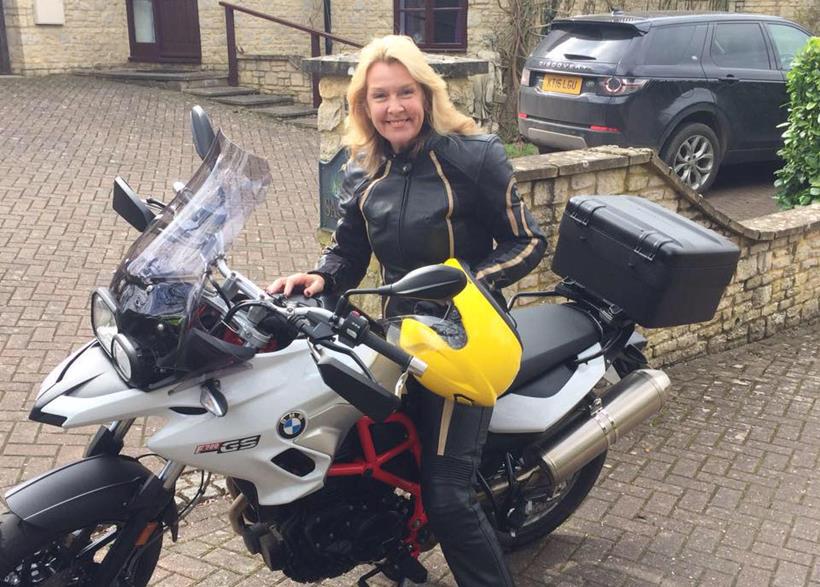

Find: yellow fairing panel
<box><xmin>398</xmin><ymin>259</ymin><xmax>522</xmax><ymax>406</ymax></box>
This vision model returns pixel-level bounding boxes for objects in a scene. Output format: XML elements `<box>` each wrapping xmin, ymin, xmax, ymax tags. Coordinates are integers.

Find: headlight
<box><xmin>111</xmin><ymin>335</ymin><xmax>134</xmax><ymax>380</ymax></box>
<box><xmin>91</xmin><ymin>289</ymin><xmax>118</xmax><ymax>354</ymax></box>
<box><xmin>111</xmin><ymin>333</ymin><xmax>151</xmax><ymax>386</ymax></box>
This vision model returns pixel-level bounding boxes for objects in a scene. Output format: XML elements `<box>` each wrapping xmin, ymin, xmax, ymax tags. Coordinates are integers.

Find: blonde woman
<box><xmin>269</xmin><ymin>35</ymin><xmax>546</xmax><ymax>586</ymax></box>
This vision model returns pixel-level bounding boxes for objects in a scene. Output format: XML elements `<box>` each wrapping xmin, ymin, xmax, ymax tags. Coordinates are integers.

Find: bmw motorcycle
<box><xmin>0</xmin><ymin>108</ymin><xmax>671</xmax><ymax>586</ymax></box>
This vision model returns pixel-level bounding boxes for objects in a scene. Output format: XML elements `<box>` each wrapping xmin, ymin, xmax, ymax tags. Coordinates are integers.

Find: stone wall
<box><xmin>2</xmin><ymin>0</ymin><xmax>128</xmax><ymax>75</ymax></box>
<box><xmin>238</xmin><ymin>55</ymin><xmax>313</xmax><ymax>105</ymax></box>
<box><xmin>733</xmin><ymin>0</ymin><xmax>818</xmax><ymax>30</ymax></box>
<box><xmin>320</xmin><ymin>147</ymin><xmax>820</xmax><ymax>367</ymax></box>
<box><xmin>509</xmin><ymin>147</ymin><xmax>820</xmax><ymax>366</ymax></box>
<box><xmin>197</xmin><ymin>0</ymin><xmax>324</xmax><ymax>69</ymax></box>
<box><xmin>4</xmin><ymin>0</ymin><xmax>814</xmax><ymax>77</ymax></box>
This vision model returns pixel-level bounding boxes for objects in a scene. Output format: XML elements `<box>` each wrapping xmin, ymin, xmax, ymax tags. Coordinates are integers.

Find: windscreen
<box><xmin>108</xmin><ymin>131</ymin><xmax>272</xmax><ymax>373</ymax></box>
<box><xmin>534</xmin><ymin>23</ymin><xmax>638</xmax><ymax>64</ymax></box>
<box><xmin>116</xmin><ymin>131</ymin><xmax>271</xmax><ymax>285</ymax></box>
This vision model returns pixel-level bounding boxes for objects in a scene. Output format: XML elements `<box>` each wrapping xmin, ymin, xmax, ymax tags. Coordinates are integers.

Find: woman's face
<box><xmin>365</xmin><ymin>61</ymin><xmax>425</xmax><ymax>153</ymax></box>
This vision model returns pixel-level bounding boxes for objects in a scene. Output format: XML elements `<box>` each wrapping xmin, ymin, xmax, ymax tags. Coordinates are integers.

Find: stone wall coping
<box><xmin>741</xmin><ymin>202</ymin><xmax>820</xmax><ymax>234</ymax></box>
<box><xmin>512</xmin><ymin>146</ymin><xmax>820</xmax><ymax>242</ymax></box>
<box><xmin>302</xmin><ymin>52</ymin><xmax>489</xmax><ymax>77</ymax></box>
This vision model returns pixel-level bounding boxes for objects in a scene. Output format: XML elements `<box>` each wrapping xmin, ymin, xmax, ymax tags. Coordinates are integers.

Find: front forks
<box><xmin>91</xmin><ymin>419</ymin><xmax>186</xmax><ymax>584</ymax></box>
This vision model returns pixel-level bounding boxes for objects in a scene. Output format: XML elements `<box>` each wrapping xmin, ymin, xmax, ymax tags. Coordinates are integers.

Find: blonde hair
<box><xmin>344</xmin><ymin>35</ymin><xmax>479</xmax><ymax>177</ymax></box>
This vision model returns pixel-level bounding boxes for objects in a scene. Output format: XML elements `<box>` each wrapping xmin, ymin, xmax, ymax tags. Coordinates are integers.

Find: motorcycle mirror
<box><xmin>112</xmin><ymin>176</ymin><xmax>155</xmax><ymax>233</ymax></box>
<box><xmin>191</xmin><ymin>105</ymin><xmax>216</xmax><ymax>160</ymax></box>
<box><xmin>377</xmin><ymin>264</ymin><xmax>467</xmax><ymax>301</ymax></box>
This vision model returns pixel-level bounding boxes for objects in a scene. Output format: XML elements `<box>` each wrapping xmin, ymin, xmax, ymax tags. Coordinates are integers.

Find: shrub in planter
<box><xmin>774</xmin><ymin>36</ymin><xmax>820</xmax><ymax>209</ymax></box>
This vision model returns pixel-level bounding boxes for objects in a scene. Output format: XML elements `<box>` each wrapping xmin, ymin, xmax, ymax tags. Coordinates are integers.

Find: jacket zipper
<box><xmin>397</xmin><ymin>164</ymin><xmax>412</xmax><ymax>265</ymax></box>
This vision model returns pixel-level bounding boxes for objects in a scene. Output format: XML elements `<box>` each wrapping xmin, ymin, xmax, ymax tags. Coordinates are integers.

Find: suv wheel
<box><xmin>661</xmin><ymin>123</ymin><xmax>721</xmax><ymax>193</ymax></box>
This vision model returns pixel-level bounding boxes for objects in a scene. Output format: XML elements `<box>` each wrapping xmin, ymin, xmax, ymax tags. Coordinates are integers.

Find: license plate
<box><xmin>541</xmin><ymin>74</ymin><xmax>582</xmax><ymax>95</ymax></box>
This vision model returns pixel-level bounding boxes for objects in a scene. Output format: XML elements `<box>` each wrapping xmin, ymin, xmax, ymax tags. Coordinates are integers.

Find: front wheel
<box><xmin>488</xmin><ymin>452</ymin><xmax>607</xmax><ymax>550</ymax></box>
<box><xmin>661</xmin><ymin>122</ymin><xmax>721</xmax><ymax>193</ymax></box>
<box><xmin>0</xmin><ymin>512</ymin><xmax>163</xmax><ymax>586</ymax></box>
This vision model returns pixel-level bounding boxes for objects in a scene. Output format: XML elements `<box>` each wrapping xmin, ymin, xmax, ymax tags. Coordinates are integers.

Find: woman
<box><xmin>269</xmin><ymin>35</ymin><xmax>546</xmax><ymax>586</ymax></box>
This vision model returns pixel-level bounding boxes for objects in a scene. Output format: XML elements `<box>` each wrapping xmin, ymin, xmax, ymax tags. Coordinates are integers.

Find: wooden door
<box><xmin>127</xmin><ymin>0</ymin><xmax>201</xmax><ymax>63</ymax></box>
<box><xmin>155</xmin><ymin>0</ymin><xmax>201</xmax><ymax>62</ymax></box>
<box><xmin>0</xmin><ymin>0</ymin><xmax>12</xmax><ymax>74</ymax></box>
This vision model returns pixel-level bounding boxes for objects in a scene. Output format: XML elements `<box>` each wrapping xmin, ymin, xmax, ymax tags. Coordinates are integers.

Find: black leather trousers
<box><xmin>408</xmin><ymin>381</ymin><xmax>516</xmax><ymax>587</ymax></box>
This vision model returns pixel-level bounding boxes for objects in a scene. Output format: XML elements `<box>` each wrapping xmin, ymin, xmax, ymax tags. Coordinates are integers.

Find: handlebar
<box><xmin>212</xmin><ymin>258</ymin><xmax>426</xmax><ymax>376</ymax></box>
<box><xmin>360</xmin><ymin>329</ymin><xmax>414</xmax><ymax>374</ymax></box>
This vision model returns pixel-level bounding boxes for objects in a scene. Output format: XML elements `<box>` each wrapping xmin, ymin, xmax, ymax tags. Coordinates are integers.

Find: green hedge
<box><xmin>774</xmin><ymin>36</ymin><xmax>820</xmax><ymax>208</ymax></box>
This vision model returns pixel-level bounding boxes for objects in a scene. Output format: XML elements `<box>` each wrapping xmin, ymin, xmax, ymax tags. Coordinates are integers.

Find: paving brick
<box><xmin>773</xmin><ymin>560</ymin><xmax>810</xmax><ymax>587</ymax></box>
<box><xmin>1</xmin><ymin>75</ymin><xmax>818</xmax><ymax>587</ymax></box>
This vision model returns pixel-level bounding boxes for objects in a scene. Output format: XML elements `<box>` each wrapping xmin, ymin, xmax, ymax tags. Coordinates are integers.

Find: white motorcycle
<box><xmin>0</xmin><ymin>108</ymin><xmax>676</xmax><ymax>586</ymax></box>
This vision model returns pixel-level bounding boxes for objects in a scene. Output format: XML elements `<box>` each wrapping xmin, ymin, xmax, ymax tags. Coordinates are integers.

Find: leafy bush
<box><xmin>774</xmin><ymin>36</ymin><xmax>820</xmax><ymax>208</ymax></box>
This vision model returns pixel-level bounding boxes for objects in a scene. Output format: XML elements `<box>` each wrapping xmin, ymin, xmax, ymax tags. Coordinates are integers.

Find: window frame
<box><xmin>393</xmin><ymin>0</ymin><xmax>468</xmax><ymax>53</ymax></box>
<box><xmin>709</xmin><ymin>21</ymin><xmax>774</xmax><ymax>71</ymax></box>
<box><xmin>764</xmin><ymin>22</ymin><xmax>811</xmax><ymax>71</ymax></box>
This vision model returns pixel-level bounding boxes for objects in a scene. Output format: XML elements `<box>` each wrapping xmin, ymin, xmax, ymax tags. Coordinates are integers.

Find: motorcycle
<box><xmin>0</xmin><ymin>107</ymin><xmax>673</xmax><ymax>586</ymax></box>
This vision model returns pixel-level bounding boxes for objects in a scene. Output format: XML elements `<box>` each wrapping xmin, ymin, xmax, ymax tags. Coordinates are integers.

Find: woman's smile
<box><xmin>366</xmin><ymin>61</ymin><xmax>425</xmax><ymax>153</ymax></box>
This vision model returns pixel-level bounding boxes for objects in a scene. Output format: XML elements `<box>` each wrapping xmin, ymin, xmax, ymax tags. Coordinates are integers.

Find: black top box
<box><xmin>552</xmin><ymin>196</ymin><xmax>741</xmax><ymax>328</ymax></box>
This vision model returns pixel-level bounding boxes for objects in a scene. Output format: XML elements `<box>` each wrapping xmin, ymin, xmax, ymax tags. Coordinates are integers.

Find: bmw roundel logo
<box><xmin>278</xmin><ymin>411</ymin><xmax>306</xmax><ymax>439</ymax></box>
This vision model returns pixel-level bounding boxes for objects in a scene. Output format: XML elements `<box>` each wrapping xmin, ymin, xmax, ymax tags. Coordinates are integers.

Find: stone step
<box><xmin>212</xmin><ymin>94</ymin><xmax>293</xmax><ymax>107</ymax></box>
<box><xmin>82</xmin><ymin>69</ymin><xmax>228</xmax><ymax>90</ymax></box>
<box><xmin>285</xmin><ymin>116</ymin><xmax>318</xmax><ymax>130</ymax></box>
<box><xmin>184</xmin><ymin>85</ymin><xmax>258</xmax><ymax>98</ymax></box>
<box><xmin>255</xmin><ymin>104</ymin><xmax>318</xmax><ymax>120</ymax></box>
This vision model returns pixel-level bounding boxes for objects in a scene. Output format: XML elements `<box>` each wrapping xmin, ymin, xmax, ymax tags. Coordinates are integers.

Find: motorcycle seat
<box><xmin>507</xmin><ymin>303</ymin><xmax>599</xmax><ymax>391</ymax></box>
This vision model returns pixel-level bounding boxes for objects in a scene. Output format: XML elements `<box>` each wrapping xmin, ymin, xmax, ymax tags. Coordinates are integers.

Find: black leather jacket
<box><xmin>315</xmin><ymin>132</ymin><xmax>547</xmax><ymax>314</ymax></box>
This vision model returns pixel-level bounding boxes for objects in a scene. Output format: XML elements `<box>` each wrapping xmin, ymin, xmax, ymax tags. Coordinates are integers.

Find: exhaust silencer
<box><xmin>526</xmin><ymin>369</ymin><xmax>670</xmax><ymax>485</ymax></box>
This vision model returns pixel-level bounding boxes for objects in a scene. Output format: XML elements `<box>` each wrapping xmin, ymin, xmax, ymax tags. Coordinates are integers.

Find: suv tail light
<box><xmin>598</xmin><ymin>77</ymin><xmax>648</xmax><ymax>96</ymax></box>
<box><xmin>520</xmin><ymin>68</ymin><xmax>531</xmax><ymax>87</ymax></box>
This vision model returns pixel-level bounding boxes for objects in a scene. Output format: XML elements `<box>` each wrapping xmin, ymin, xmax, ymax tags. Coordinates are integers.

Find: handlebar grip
<box><xmin>361</xmin><ymin>329</ymin><xmax>414</xmax><ymax>372</ymax></box>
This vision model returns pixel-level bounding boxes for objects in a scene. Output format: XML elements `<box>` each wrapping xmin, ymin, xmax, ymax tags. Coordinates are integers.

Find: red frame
<box><xmin>327</xmin><ymin>413</ymin><xmax>428</xmax><ymax>556</ymax></box>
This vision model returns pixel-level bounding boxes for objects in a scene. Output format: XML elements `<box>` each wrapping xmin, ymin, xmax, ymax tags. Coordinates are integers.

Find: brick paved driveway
<box><xmin>704</xmin><ymin>161</ymin><xmax>780</xmax><ymax>221</ymax></box>
<box><xmin>0</xmin><ymin>76</ymin><xmax>818</xmax><ymax>586</ymax></box>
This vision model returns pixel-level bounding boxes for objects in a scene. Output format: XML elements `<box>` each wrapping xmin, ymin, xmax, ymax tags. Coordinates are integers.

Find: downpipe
<box><xmin>525</xmin><ymin>369</ymin><xmax>671</xmax><ymax>486</ymax></box>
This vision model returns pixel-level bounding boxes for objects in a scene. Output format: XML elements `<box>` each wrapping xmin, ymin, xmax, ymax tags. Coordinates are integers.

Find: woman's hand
<box><xmin>266</xmin><ymin>273</ymin><xmax>326</xmax><ymax>298</ymax></box>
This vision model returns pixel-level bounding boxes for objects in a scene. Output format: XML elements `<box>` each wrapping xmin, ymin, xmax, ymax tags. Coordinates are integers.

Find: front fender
<box><xmin>3</xmin><ymin>455</ymin><xmax>154</xmax><ymax>531</ymax></box>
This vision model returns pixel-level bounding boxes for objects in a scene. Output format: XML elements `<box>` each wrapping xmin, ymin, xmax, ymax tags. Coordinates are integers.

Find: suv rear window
<box><xmin>533</xmin><ymin>24</ymin><xmax>638</xmax><ymax>64</ymax></box>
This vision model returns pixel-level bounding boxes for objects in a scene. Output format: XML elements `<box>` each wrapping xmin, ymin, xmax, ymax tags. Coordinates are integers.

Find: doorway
<box><xmin>126</xmin><ymin>0</ymin><xmax>201</xmax><ymax>63</ymax></box>
<box><xmin>0</xmin><ymin>0</ymin><xmax>11</xmax><ymax>74</ymax></box>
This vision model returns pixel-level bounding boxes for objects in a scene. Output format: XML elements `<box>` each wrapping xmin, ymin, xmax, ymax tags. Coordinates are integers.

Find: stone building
<box><xmin>1</xmin><ymin>0</ymin><xmax>815</xmax><ymax>78</ymax></box>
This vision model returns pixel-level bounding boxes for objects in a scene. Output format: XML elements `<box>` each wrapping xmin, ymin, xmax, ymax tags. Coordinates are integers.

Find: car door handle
<box><xmin>720</xmin><ymin>74</ymin><xmax>739</xmax><ymax>83</ymax></box>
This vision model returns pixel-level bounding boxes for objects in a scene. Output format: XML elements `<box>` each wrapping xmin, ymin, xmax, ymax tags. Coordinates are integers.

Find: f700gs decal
<box><xmin>195</xmin><ymin>435</ymin><xmax>260</xmax><ymax>454</ymax></box>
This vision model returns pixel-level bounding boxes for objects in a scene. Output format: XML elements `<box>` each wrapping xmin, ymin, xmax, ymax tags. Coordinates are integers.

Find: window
<box><xmin>395</xmin><ymin>0</ymin><xmax>467</xmax><ymax>52</ymax></box>
<box><xmin>644</xmin><ymin>25</ymin><xmax>705</xmax><ymax>66</ymax></box>
<box><xmin>534</xmin><ymin>24</ymin><xmax>638</xmax><ymax>64</ymax></box>
<box><xmin>711</xmin><ymin>23</ymin><xmax>770</xmax><ymax>70</ymax></box>
<box><xmin>767</xmin><ymin>23</ymin><xmax>810</xmax><ymax>70</ymax></box>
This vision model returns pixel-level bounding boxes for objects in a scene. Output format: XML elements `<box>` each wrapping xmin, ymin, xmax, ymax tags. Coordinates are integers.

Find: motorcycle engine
<box><xmin>260</xmin><ymin>478</ymin><xmax>413</xmax><ymax>582</ymax></box>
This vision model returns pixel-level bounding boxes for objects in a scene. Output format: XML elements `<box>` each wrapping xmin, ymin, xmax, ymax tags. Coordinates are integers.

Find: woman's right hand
<box><xmin>266</xmin><ymin>273</ymin><xmax>326</xmax><ymax>298</ymax></box>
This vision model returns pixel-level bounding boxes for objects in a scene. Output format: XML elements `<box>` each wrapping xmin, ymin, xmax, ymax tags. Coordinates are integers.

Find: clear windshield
<box><xmin>108</xmin><ymin>131</ymin><xmax>272</xmax><ymax>374</ymax></box>
<box><xmin>116</xmin><ymin>131</ymin><xmax>271</xmax><ymax>284</ymax></box>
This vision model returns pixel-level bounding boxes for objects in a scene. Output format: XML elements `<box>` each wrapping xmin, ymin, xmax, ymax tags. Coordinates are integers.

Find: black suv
<box><xmin>518</xmin><ymin>12</ymin><xmax>811</xmax><ymax>191</ymax></box>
